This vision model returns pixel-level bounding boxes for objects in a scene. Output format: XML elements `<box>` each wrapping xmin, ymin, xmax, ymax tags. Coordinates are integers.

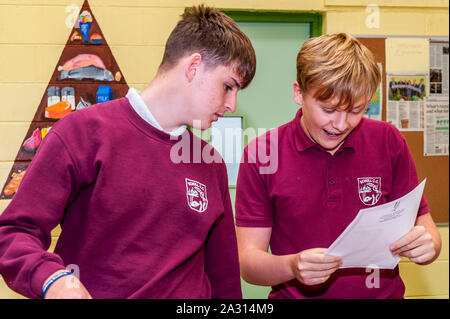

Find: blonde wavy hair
<box><xmin>296</xmin><ymin>33</ymin><xmax>380</xmax><ymax>110</ymax></box>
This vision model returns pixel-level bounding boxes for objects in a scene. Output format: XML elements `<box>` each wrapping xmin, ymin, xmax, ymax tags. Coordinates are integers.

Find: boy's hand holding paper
<box><xmin>326</xmin><ymin>180</ymin><xmax>426</xmax><ymax>269</ymax></box>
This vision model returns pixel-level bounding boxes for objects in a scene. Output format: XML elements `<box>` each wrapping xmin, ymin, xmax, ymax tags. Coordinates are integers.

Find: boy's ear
<box><xmin>293</xmin><ymin>81</ymin><xmax>304</xmax><ymax>106</ymax></box>
<box><xmin>185</xmin><ymin>53</ymin><xmax>203</xmax><ymax>82</ymax></box>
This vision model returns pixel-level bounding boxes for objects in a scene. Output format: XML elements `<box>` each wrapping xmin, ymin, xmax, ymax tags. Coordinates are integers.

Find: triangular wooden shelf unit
<box><xmin>1</xmin><ymin>0</ymin><xmax>129</xmax><ymax>199</ymax></box>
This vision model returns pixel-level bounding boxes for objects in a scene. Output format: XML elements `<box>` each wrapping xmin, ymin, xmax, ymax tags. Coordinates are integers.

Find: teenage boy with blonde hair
<box><xmin>0</xmin><ymin>5</ymin><xmax>256</xmax><ymax>299</ymax></box>
<box><xmin>235</xmin><ymin>33</ymin><xmax>441</xmax><ymax>299</ymax></box>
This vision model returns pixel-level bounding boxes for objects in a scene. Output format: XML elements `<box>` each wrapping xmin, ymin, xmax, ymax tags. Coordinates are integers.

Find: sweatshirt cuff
<box><xmin>30</xmin><ymin>259</ymin><xmax>66</xmax><ymax>298</ymax></box>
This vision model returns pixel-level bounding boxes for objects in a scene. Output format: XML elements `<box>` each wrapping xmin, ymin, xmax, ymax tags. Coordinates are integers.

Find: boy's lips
<box><xmin>323</xmin><ymin>128</ymin><xmax>344</xmax><ymax>138</ymax></box>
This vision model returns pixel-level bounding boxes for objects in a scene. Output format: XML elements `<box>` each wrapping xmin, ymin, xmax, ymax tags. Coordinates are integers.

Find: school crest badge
<box><xmin>357</xmin><ymin>177</ymin><xmax>382</xmax><ymax>206</ymax></box>
<box><xmin>185</xmin><ymin>178</ymin><xmax>208</xmax><ymax>213</ymax></box>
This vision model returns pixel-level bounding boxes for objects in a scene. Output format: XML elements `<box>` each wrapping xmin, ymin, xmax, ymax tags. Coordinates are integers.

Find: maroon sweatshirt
<box><xmin>0</xmin><ymin>98</ymin><xmax>242</xmax><ymax>299</ymax></box>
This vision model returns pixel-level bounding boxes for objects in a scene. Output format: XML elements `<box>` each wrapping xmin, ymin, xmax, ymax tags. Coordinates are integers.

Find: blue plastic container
<box><xmin>97</xmin><ymin>85</ymin><xmax>113</xmax><ymax>104</ymax></box>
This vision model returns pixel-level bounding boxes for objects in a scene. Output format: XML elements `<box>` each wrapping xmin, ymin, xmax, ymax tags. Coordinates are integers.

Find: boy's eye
<box><xmin>321</xmin><ymin>107</ymin><xmax>335</xmax><ymax>114</ymax></box>
<box><xmin>351</xmin><ymin>107</ymin><xmax>365</xmax><ymax>114</ymax></box>
<box><xmin>224</xmin><ymin>84</ymin><xmax>232</xmax><ymax>91</ymax></box>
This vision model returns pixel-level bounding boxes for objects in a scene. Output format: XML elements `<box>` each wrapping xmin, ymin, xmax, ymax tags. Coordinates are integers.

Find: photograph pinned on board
<box><xmin>388</xmin><ymin>75</ymin><xmax>426</xmax><ymax>102</ymax></box>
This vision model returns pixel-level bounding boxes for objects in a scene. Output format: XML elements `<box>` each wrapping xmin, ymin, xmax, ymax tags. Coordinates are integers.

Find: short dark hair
<box><xmin>160</xmin><ymin>5</ymin><xmax>256</xmax><ymax>89</ymax></box>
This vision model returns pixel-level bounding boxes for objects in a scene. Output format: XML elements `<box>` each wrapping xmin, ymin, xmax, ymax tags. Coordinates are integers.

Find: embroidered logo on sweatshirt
<box><xmin>185</xmin><ymin>178</ymin><xmax>208</xmax><ymax>213</ymax></box>
<box><xmin>357</xmin><ymin>177</ymin><xmax>382</xmax><ymax>206</ymax></box>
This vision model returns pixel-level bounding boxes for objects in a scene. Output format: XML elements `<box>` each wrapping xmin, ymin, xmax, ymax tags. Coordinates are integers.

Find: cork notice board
<box><xmin>357</xmin><ymin>37</ymin><xmax>449</xmax><ymax>224</ymax></box>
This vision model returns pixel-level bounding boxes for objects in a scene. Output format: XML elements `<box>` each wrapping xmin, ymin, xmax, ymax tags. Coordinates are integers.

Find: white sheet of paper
<box><xmin>326</xmin><ymin>179</ymin><xmax>426</xmax><ymax>269</ymax></box>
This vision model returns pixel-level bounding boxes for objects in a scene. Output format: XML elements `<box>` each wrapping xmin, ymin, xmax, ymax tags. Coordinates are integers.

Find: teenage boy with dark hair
<box><xmin>0</xmin><ymin>5</ymin><xmax>256</xmax><ymax>299</ymax></box>
<box><xmin>235</xmin><ymin>33</ymin><xmax>440</xmax><ymax>299</ymax></box>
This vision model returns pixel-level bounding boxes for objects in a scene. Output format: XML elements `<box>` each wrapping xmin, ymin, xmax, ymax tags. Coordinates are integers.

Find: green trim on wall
<box><xmin>221</xmin><ymin>10</ymin><xmax>323</xmax><ymax>37</ymax></box>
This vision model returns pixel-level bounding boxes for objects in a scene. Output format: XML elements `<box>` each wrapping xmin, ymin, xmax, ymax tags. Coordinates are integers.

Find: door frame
<box><xmin>221</xmin><ymin>10</ymin><xmax>323</xmax><ymax>38</ymax></box>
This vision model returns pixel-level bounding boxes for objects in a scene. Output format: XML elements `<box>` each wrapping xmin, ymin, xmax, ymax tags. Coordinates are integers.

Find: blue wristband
<box><xmin>42</xmin><ymin>271</ymin><xmax>73</xmax><ymax>298</ymax></box>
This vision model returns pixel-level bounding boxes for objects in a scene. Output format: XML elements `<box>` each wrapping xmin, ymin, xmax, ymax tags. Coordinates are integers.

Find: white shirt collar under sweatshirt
<box><xmin>126</xmin><ymin>87</ymin><xmax>187</xmax><ymax>137</ymax></box>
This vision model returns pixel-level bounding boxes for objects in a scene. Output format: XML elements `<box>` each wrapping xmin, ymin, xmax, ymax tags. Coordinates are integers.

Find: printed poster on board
<box><xmin>424</xmin><ymin>100</ymin><xmax>449</xmax><ymax>156</ymax></box>
<box><xmin>429</xmin><ymin>40</ymin><xmax>449</xmax><ymax>100</ymax></box>
<box><xmin>386</xmin><ymin>73</ymin><xmax>427</xmax><ymax>131</ymax></box>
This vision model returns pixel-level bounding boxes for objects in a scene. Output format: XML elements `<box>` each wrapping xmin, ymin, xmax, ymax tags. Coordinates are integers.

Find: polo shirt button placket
<box><xmin>326</xmin><ymin>158</ymin><xmax>341</xmax><ymax>206</ymax></box>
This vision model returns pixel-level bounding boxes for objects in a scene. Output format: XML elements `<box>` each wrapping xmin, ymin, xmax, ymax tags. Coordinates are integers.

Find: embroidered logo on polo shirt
<box><xmin>357</xmin><ymin>177</ymin><xmax>382</xmax><ymax>206</ymax></box>
<box><xmin>185</xmin><ymin>178</ymin><xmax>208</xmax><ymax>213</ymax></box>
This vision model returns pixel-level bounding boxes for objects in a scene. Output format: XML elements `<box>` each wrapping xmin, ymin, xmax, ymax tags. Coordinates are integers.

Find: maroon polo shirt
<box><xmin>235</xmin><ymin>108</ymin><xmax>429</xmax><ymax>299</ymax></box>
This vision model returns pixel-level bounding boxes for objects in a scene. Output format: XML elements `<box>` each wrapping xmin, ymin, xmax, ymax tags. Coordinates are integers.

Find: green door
<box><xmin>234</xmin><ymin>21</ymin><xmax>309</xmax><ymax>132</ymax></box>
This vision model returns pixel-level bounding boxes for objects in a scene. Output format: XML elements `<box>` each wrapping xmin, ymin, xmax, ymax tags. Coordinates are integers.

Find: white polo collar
<box><xmin>126</xmin><ymin>87</ymin><xmax>186</xmax><ymax>137</ymax></box>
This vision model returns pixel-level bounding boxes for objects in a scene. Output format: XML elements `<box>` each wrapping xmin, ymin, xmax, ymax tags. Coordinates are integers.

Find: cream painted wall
<box><xmin>0</xmin><ymin>0</ymin><xmax>448</xmax><ymax>299</ymax></box>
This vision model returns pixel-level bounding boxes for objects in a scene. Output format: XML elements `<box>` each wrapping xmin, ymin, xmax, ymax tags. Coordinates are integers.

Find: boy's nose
<box><xmin>332</xmin><ymin>111</ymin><xmax>349</xmax><ymax>131</ymax></box>
<box><xmin>224</xmin><ymin>93</ymin><xmax>237</xmax><ymax>113</ymax></box>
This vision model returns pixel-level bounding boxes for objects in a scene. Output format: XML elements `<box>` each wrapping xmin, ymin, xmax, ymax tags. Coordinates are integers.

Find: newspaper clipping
<box><xmin>425</xmin><ymin>40</ymin><xmax>449</xmax><ymax>156</ymax></box>
<box><xmin>429</xmin><ymin>40</ymin><xmax>449</xmax><ymax>99</ymax></box>
<box><xmin>424</xmin><ymin>101</ymin><xmax>449</xmax><ymax>156</ymax></box>
<box><xmin>386</xmin><ymin>73</ymin><xmax>427</xmax><ymax>131</ymax></box>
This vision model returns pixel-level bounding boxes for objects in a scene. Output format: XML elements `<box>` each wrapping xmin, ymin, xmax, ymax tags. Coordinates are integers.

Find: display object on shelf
<box><xmin>76</xmin><ymin>96</ymin><xmax>92</xmax><ymax>111</ymax></box>
<box><xmin>97</xmin><ymin>85</ymin><xmax>113</xmax><ymax>103</ymax></box>
<box><xmin>59</xmin><ymin>65</ymin><xmax>114</xmax><ymax>81</ymax></box>
<box><xmin>47</xmin><ymin>86</ymin><xmax>60</xmax><ymax>107</ymax></box>
<box><xmin>90</xmin><ymin>33</ymin><xmax>103</xmax><ymax>44</ymax></box>
<box><xmin>45</xmin><ymin>101</ymin><xmax>72</xmax><ymax>119</ymax></box>
<box><xmin>79</xmin><ymin>9</ymin><xmax>93</xmax><ymax>44</ymax></box>
<box><xmin>62</xmin><ymin>87</ymin><xmax>76</xmax><ymax>110</ymax></box>
<box><xmin>3</xmin><ymin>169</ymin><xmax>27</xmax><ymax>197</ymax></box>
<box><xmin>22</xmin><ymin>128</ymin><xmax>42</xmax><ymax>153</ymax></box>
